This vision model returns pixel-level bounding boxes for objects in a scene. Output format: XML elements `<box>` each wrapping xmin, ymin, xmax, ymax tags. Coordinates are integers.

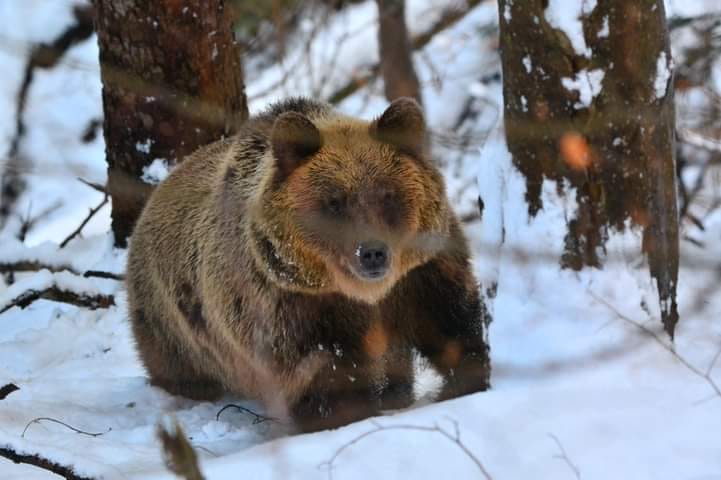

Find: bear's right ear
<box><xmin>271</xmin><ymin>112</ymin><xmax>322</xmax><ymax>183</ymax></box>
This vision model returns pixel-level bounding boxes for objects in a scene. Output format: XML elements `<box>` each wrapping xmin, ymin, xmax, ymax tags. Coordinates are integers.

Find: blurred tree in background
<box><xmin>498</xmin><ymin>0</ymin><xmax>679</xmax><ymax>337</ymax></box>
<box><xmin>376</xmin><ymin>0</ymin><xmax>422</xmax><ymax>103</ymax></box>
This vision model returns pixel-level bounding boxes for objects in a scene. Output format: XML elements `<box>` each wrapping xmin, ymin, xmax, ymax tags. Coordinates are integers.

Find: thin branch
<box><xmin>22</xmin><ymin>417</ymin><xmax>110</xmax><ymax>438</ymax></box>
<box><xmin>59</xmin><ymin>194</ymin><xmax>108</xmax><ymax>248</ymax></box>
<box><xmin>0</xmin><ymin>5</ymin><xmax>94</xmax><ymax>226</ymax></box>
<box><xmin>77</xmin><ymin>177</ymin><xmax>107</xmax><ymax>194</ymax></box>
<box><xmin>319</xmin><ymin>419</ymin><xmax>493</xmax><ymax>480</ymax></box>
<box><xmin>548</xmin><ymin>433</ymin><xmax>581</xmax><ymax>480</ymax></box>
<box><xmin>16</xmin><ymin>201</ymin><xmax>63</xmax><ymax>242</ymax></box>
<box><xmin>0</xmin><ymin>447</ymin><xmax>95</xmax><ymax>480</ymax></box>
<box><xmin>0</xmin><ymin>287</ymin><xmax>114</xmax><ymax>315</ymax></box>
<box><xmin>591</xmin><ymin>292</ymin><xmax>721</xmax><ymax>399</ymax></box>
<box><xmin>215</xmin><ymin>404</ymin><xmax>276</xmax><ymax>425</ymax></box>
<box><xmin>83</xmin><ymin>270</ymin><xmax>125</xmax><ymax>281</ymax></box>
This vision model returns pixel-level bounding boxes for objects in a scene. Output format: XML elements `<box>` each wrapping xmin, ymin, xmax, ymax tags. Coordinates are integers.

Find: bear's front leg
<box><xmin>290</xmin><ymin>355</ymin><xmax>383</xmax><ymax>433</ymax></box>
<box><xmin>393</xmin><ymin>254</ymin><xmax>491</xmax><ymax>401</ymax></box>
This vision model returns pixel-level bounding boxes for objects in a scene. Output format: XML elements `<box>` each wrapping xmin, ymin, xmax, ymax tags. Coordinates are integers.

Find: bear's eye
<box><xmin>325</xmin><ymin>194</ymin><xmax>345</xmax><ymax>215</ymax></box>
<box><xmin>383</xmin><ymin>190</ymin><xmax>396</xmax><ymax>203</ymax></box>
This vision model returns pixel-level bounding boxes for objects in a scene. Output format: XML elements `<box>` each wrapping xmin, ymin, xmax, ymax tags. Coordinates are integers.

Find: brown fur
<box><xmin>126</xmin><ymin>97</ymin><xmax>490</xmax><ymax>432</ymax></box>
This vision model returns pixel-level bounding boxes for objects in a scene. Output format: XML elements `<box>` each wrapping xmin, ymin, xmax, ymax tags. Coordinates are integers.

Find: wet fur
<box><xmin>126</xmin><ymin>98</ymin><xmax>490</xmax><ymax>432</ymax></box>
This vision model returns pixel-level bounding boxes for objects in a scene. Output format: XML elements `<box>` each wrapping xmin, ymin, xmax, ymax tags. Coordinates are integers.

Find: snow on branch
<box><xmin>0</xmin><ymin>236</ymin><xmax>124</xmax><ymax>280</ymax></box>
<box><xmin>678</xmin><ymin>128</ymin><xmax>721</xmax><ymax>153</ymax></box>
<box><xmin>0</xmin><ymin>270</ymin><xmax>116</xmax><ymax>314</ymax></box>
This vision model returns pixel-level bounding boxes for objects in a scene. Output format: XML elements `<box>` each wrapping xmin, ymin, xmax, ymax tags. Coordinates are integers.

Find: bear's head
<box><xmin>251</xmin><ymin>98</ymin><xmax>453</xmax><ymax>303</ymax></box>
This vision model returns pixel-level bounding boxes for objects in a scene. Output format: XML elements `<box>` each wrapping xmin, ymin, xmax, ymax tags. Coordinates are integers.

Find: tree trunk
<box><xmin>376</xmin><ymin>0</ymin><xmax>422</xmax><ymax>104</ymax></box>
<box><xmin>92</xmin><ymin>0</ymin><xmax>249</xmax><ymax>247</ymax></box>
<box><xmin>498</xmin><ymin>0</ymin><xmax>679</xmax><ymax>337</ymax></box>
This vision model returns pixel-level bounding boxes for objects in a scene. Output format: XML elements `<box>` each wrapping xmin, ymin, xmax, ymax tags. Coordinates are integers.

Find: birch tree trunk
<box><xmin>497</xmin><ymin>0</ymin><xmax>679</xmax><ymax>337</ymax></box>
<box><xmin>92</xmin><ymin>0</ymin><xmax>249</xmax><ymax>247</ymax></box>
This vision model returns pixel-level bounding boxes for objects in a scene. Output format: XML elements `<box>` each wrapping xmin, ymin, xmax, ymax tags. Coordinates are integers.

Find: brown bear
<box><xmin>126</xmin><ymin>97</ymin><xmax>490</xmax><ymax>432</ymax></box>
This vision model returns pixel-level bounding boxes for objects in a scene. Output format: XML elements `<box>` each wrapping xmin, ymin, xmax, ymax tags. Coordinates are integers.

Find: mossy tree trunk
<box><xmin>376</xmin><ymin>0</ymin><xmax>422</xmax><ymax>104</ymax></box>
<box><xmin>498</xmin><ymin>0</ymin><xmax>679</xmax><ymax>337</ymax></box>
<box><xmin>92</xmin><ymin>0</ymin><xmax>249</xmax><ymax>247</ymax></box>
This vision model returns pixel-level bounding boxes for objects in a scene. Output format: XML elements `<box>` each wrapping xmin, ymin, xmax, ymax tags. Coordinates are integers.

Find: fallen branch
<box><xmin>0</xmin><ymin>261</ymin><xmax>123</xmax><ymax>281</ymax></box>
<box><xmin>0</xmin><ymin>447</ymin><xmax>95</xmax><ymax>480</ymax></box>
<box><xmin>22</xmin><ymin>417</ymin><xmax>110</xmax><ymax>438</ymax></box>
<box><xmin>0</xmin><ymin>286</ymin><xmax>114</xmax><ymax>315</ymax></box>
<box><xmin>591</xmin><ymin>292</ymin><xmax>721</xmax><ymax>399</ymax></box>
<box><xmin>319</xmin><ymin>419</ymin><xmax>493</xmax><ymax>480</ymax></box>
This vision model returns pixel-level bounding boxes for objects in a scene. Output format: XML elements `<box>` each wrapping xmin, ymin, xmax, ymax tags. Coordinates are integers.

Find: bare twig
<box><xmin>591</xmin><ymin>292</ymin><xmax>721</xmax><ymax>399</ymax></box>
<box><xmin>59</xmin><ymin>194</ymin><xmax>109</xmax><ymax>248</ymax></box>
<box><xmin>22</xmin><ymin>416</ymin><xmax>110</xmax><ymax>438</ymax></box>
<box><xmin>0</xmin><ymin>287</ymin><xmax>115</xmax><ymax>315</ymax></box>
<box><xmin>77</xmin><ymin>177</ymin><xmax>107</xmax><ymax>194</ymax></box>
<box><xmin>548</xmin><ymin>433</ymin><xmax>581</xmax><ymax>480</ymax></box>
<box><xmin>215</xmin><ymin>403</ymin><xmax>276</xmax><ymax>425</ymax></box>
<box><xmin>319</xmin><ymin>419</ymin><xmax>493</xmax><ymax>480</ymax></box>
<box><xmin>16</xmin><ymin>201</ymin><xmax>63</xmax><ymax>242</ymax></box>
<box><xmin>0</xmin><ymin>447</ymin><xmax>95</xmax><ymax>480</ymax></box>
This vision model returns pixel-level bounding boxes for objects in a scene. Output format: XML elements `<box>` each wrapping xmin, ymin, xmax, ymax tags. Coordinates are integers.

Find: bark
<box><xmin>92</xmin><ymin>0</ymin><xmax>249</xmax><ymax>247</ymax></box>
<box><xmin>376</xmin><ymin>0</ymin><xmax>422</xmax><ymax>103</ymax></box>
<box><xmin>498</xmin><ymin>0</ymin><xmax>679</xmax><ymax>337</ymax></box>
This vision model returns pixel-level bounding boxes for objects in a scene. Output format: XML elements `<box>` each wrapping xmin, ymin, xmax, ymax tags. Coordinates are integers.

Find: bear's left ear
<box><xmin>370</xmin><ymin>97</ymin><xmax>426</xmax><ymax>157</ymax></box>
<box><xmin>271</xmin><ymin>111</ymin><xmax>322</xmax><ymax>183</ymax></box>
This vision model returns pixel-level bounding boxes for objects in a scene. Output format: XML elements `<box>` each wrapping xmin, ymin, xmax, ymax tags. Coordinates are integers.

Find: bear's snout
<box><xmin>355</xmin><ymin>240</ymin><xmax>390</xmax><ymax>281</ymax></box>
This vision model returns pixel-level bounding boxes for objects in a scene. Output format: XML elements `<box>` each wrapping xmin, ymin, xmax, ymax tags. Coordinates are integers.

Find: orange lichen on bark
<box><xmin>560</xmin><ymin>132</ymin><xmax>592</xmax><ymax>171</ymax></box>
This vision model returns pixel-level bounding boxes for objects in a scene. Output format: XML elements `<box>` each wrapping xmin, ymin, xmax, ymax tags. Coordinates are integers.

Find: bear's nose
<box><xmin>356</xmin><ymin>241</ymin><xmax>390</xmax><ymax>279</ymax></box>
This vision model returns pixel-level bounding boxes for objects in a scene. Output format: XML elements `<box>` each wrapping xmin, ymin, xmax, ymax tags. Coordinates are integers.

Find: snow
<box><xmin>1</xmin><ymin>1</ymin><xmax>721</xmax><ymax>479</ymax></box>
<box><xmin>654</xmin><ymin>51</ymin><xmax>672</xmax><ymax>100</ymax></box>
<box><xmin>598</xmin><ymin>16</ymin><xmax>609</xmax><ymax>38</ymax></box>
<box><xmin>141</xmin><ymin>158</ymin><xmax>171</xmax><ymax>185</ymax></box>
<box><xmin>522</xmin><ymin>55</ymin><xmax>532</xmax><ymax>74</ymax></box>
<box><xmin>561</xmin><ymin>69</ymin><xmax>605</xmax><ymax>109</ymax></box>
<box><xmin>544</xmin><ymin>0</ymin><xmax>592</xmax><ymax>57</ymax></box>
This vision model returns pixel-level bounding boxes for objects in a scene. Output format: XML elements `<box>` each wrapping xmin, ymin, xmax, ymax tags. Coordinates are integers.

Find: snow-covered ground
<box><xmin>1</xmin><ymin>1</ymin><xmax>721</xmax><ymax>479</ymax></box>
